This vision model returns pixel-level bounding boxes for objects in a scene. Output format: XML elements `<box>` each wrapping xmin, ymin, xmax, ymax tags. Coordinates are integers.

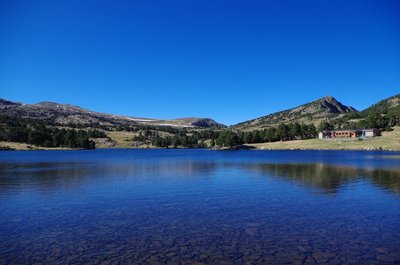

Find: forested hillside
<box><xmin>1</xmin><ymin>94</ymin><xmax>399</xmax><ymax>150</ymax></box>
<box><xmin>0</xmin><ymin>115</ymin><xmax>101</xmax><ymax>149</ymax></box>
<box><xmin>319</xmin><ymin>94</ymin><xmax>400</xmax><ymax>131</ymax></box>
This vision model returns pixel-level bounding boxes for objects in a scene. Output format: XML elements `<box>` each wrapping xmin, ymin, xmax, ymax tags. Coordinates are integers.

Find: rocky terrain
<box><xmin>234</xmin><ymin>96</ymin><xmax>357</xmax><ymax>130</ymax></box>
<box><xmin>0</xmin><ymin>98</ymin><xmax>225</xmax><ymax>129</ymax></box>
<box><xmin>1</xmin><ymin>94</ymin><xmax>399</xmax><ymax>150</ymax></box>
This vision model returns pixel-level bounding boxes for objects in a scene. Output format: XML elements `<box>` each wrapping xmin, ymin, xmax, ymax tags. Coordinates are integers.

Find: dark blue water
<box><xmin>0</xmin><ymin>149</ymin><xmax>399</xmax><ymax>264</ymax></box>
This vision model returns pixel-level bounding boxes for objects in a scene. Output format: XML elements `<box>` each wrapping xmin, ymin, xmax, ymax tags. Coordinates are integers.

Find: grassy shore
<box><xmin>248</xmin><ymin>127</ymin><xmax>400</xmax><ymax>151</ymax></box>
<box><xmin>94</xmin><ymin>131</ymin><xmax>153</xmax><ymax>148</ymax></box>
<box><xmin>0</xmin><ymin>141</ymin><xmax>72</xmax><ymax>151</ymax></box>
<box><xmin>94</xmin><ymin>131</ymin><xmax>136</xmax><ymax>148</ymax></box>
<box><xmin>2</xmin><ymin>127</ymin><xmax>400</xmax><ymax>151</ymax></box>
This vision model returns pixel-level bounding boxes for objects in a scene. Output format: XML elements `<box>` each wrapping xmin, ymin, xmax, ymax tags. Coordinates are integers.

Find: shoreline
<box><xmin>2</xmin><ymin>128</ymin><xmax>399</xmax><ymax>151</ymax></box>
<box><xmin>1</xmin><ymin>144</ymin><xmax>400</xmax><ymax>152</ymax></box>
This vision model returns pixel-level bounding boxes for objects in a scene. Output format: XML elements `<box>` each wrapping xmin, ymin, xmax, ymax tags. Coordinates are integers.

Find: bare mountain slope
<box><xmin>0</xmin><ymin>98</ymin><xmax>225</xmax><ymax>129</ymax></box>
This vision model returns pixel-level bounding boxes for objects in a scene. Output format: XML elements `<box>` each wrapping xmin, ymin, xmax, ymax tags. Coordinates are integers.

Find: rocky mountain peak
<box><xmin>173</xmin><ymin>117</ymin><xmax>226</xmax><ymax>128</ymax></box>
<box><xmin>319</xmin><ymin>96</ymin><xmax>356</xmax><ymax>113</ymax></box>
<box><xmin>233</xmin><ymin>95</ymin><xmax>357</xmax><ymax>129</ymax></box>
<box><xmin>322</xmin><ymin>95</ymin><xmax>334</xmax><ymax>101</ymax></box>
<box><xmin>190</xmin><ymin>118</ymin><xmax>226</xmax><ymax>128</ymax></box>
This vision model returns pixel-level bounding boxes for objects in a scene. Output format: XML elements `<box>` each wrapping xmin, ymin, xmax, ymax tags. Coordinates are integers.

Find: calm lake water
<box><xmin>0</xmin><ymin>149</ymin><xmax>399</xmax><ymax>264</ymax></box>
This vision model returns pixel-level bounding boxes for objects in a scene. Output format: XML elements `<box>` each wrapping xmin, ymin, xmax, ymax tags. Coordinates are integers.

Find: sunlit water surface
<box><xmin>0</xmin><ymin>149</ymin><xmax>399</xmax><ymax>264</ymax></box>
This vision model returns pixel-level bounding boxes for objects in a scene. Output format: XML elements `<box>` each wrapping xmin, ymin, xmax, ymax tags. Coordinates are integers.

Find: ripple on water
<box><xmin>0</xmin><ymin>149</ymin><xmax>399</xmax><ymax>264</ymax></box>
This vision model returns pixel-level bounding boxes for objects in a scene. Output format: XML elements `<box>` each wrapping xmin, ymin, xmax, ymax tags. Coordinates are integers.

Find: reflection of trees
<box><xmin>369</xmin><ymin>169</ymin><xmax>400</xmax><ymax>194</ymax></box>
<box><xmin>0</xmin><ymin>161</ymin><xmax>218</xmax><ymax>192</ymax></box>
<box><xmin>0</xmin><ymin>160</ymin><xmax>399</xmax><ymax>196</ymax></box>
<box><xmin>246</xmin><ymin>163</ymin><xmax>400</xmax><ymax>195</ymax></box>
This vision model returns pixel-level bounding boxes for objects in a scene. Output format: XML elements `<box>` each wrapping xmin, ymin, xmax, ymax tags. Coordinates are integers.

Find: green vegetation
<box><xmin>134</xmin><ymin>129</ymin><xmax>218</xmax><ymax>148</ymax></box>
<box><xmin>250</xmin><ymin>126</ymin><xmax>400</xmax><ymax>151</ymax></box>
<box><xmin>0</xmin><ymin>115</ymin><xmax>99</xmax><ymax>149</ymax></box>
<box><xmin>320</xmin><ymin>94</ymin><xmax>400</xmax><ymax>131</ymax></box>
<box><xmin>240</xmin><ymin>123</ymin><xmax>317</xmax><ymax>143</ymax></box>
<box><xmin>1</xmin><ymin>94</ymin><xmax>399</xmax><ymax>151</ymax></box>
<box><xmin>147</xmin><ymin>122</ymin><xmax>317</xmax><ymax>148</ymax></box>
<box><xmin>234</xmin><ymin>96</ymin><xmax>355</xmax><ymax>130</ymax></box>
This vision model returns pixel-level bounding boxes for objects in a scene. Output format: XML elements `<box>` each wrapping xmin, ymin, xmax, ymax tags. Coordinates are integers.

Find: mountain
<box><xmin>233</xmin><ymin>96</ymin><xmax>357</xmax><ymax>130</ymax></box>
<box><xmin>0</xmin><ymin>98</ymin><xmax>22</xmax><ymax>108</ymax></box>
<box><xmin>0</xmin><ymin>98</ymin><xmax>225</xmax><ymax>129</ymax></box>
<box><xmin>1</xmin><ymin>94</ymin><xmax>399</xmax><ymax>150</ymax></box>
<box><xmin>1</xmin><ymin>94</ymin><xmax>397</xmax><ymax>133</ymax></box>
<box><xmin>331</xmin><ymin>94</ymin><xmax>400</xmax><ymax>129</ymax></box>
<box><xmin>173</xmin><ymin>117</ymin><xmax>226</xmax><ymax>129</ymax></box>
<box><xmin>360</xmin><ymin>94</ymin><xmax>400</xmax><ymax>116</ymax></box>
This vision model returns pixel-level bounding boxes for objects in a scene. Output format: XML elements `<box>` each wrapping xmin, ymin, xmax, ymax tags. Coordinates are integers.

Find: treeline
<box><xmin>147</xmin><ymin>122</ymin><xmax>317</xmax><ymax>148</ymax></box>
<box><xmin>0</xmin><ymin>115</ymin><xmax>105</xmax><ymax>149</ymax></box>
<box><xmin>239</xmin><ymin>123</ymin><xmax>317</xmax><ymax>143</ymax></box>
<box><xmin>152</xmin><ymin>134</ymin><xmax>207</xmax><ymax>148</ymax></box>
<box><xmin>212</xmin><ymin>123</ymin><xmax>317</xmax><ymax>147</ymax></box>
<box><xmin>133</xmin><ymin>129</ymin><xmax>217</xmax><ymax>148</ymax></box>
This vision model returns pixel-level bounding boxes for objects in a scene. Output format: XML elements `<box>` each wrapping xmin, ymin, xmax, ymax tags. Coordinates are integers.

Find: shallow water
<box><xmin>0</xmin><ymin>149</ymin><xmax>399</xmax><ymax>264</ymax></box>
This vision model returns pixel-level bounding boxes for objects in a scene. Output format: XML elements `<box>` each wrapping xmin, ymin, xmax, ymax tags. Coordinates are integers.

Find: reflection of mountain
<box><xmin>0</xmin><ymin>161</ymin><xmax>218</xmax><ymax>192</ymax></box>
<box><xmin>1</xmin><ymin>160</ymin><xmax>399</xmax><ymax>195</ymax></box>
<box><xmin>246</xmin><ymin>163</ymin><xmax>400</xmax><ymax>195</ymax></box>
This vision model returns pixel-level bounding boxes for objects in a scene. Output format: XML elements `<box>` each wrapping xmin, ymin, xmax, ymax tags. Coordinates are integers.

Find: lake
<box><xmin>0</xmin><ymin>149</ymin><xmax>399</xmax><ymax>264</ymax></box>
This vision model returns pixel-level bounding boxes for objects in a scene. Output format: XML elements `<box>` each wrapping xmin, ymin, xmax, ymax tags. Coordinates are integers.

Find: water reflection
<box><xmin>246</xmin><ymin>163</ymin><xmax>400</xmax><ymax>195</ymax></box>
<box><xmin>0</xmin><ymin>151</ymin><xmax>399</xmax><ymax>264</ymax></box>
<box><xmin>1</xmin><ymin>159</ymin><xmax>399</xmax><ymax>195</ymax></box>
<box><xmin>0</xmin><ymin>161</ymin><xmax>218</xmax><ymax>193</ymax></box>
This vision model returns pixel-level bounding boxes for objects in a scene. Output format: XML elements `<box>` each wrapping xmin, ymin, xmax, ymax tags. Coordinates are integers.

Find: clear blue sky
<box><xmin>1</xmin><ymin>0</ymin><xmax>399</xmax><ymax>125</ymax></box>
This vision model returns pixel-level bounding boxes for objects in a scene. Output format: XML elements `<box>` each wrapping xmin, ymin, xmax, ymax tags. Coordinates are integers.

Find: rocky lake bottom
<box><xmin>0</xmin><ymin>149</ymin><xmax>399</xmax><ymax>264</ymax></box>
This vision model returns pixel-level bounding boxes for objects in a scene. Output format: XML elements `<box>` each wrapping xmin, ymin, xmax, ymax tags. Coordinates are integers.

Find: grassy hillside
<box><xmin>329</xmin><ymin>94</ymin><xmax>400</xmax><ymax>130</ymax></box>
<box><xmin>0</xmin><ymin>98</ymin><xmax>225</xmax><ymax>129</ymax></box>
<box><xmin>1</xmin><ymin>94</ymin><xmax>399</xmax><ymax>151</ymax></box>
<box><xmin>361</xmin><ymin>94</ymin><xmax>400</xmax><ymax>116</ymax></box>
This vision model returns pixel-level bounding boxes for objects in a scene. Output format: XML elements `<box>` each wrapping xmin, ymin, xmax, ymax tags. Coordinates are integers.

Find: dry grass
<box><xmin>102</xmin><ymin>130</ymin><xmax>176</xmax><ymax>148</ymax></box>
<box><xmin>3</xmin><ymin>127</ymin><xmax>400</xmax><ymax>151</ymax></box>
<box><xmin>102</xmin><ymin>131</ymin><xmax>138</xmax><ymax>148</ymax></box>
<box><xmin>0</xmin><ymin>141</ymin><xmax>71</xmax><ymax>151</ymax></box>
<box><xmin>249</xmin><ymin>127</ymin><xmax>400</xmax><ymax>151</ymax></box>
